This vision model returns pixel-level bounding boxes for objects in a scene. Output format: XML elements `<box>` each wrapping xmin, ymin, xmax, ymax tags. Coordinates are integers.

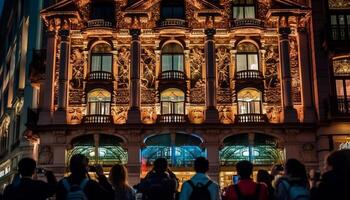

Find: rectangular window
<box><xmin>336</xmin><ymin>80</ymin><xmax>344</xmax><ymax>97</ymax></box>
<box><xmin>237</xmin><ymin>55</ymin><xmax>247</xmax><ymax>71</ymax></box>
<box><xmin>245</xmin><ymin>6</ymin><xmax>255</xmax><ymax>18</ymax></box>
<box><xmin>248</xmin><ymin>54</ymin><xmax>258</xmax><ymax>70</ymax></box>
<box><xmin>162</xmin><ymin>55</ymin><xmax>172</xmax><ymax>71</ymax></box>
<box><xmin>91</xmin><ymin>54</ymin><xmax>112</xmax><ymax>72</ymax></box>
<box><xmin>173</xmin><ymin>55</ymin><xmax>183</xmax><ymax>71</ymax></box>
<box><xmin>233</xmin><ymin>7</ymin><xmax>244</xmax><ymax>19</ymax></box>
<box><xmin>102</xmin><ymin>55</ymin><xmax>112</xmax><ymax>72</ymax></box>
<box><xmin>91</xmin><ymin>56</ymin><xmax>101</xmax><ymax>71</ymax></box>
<box><xmin>330</xmin><ymin>14</ymin><xmax>350</xmax><ymax>40</ymax></box>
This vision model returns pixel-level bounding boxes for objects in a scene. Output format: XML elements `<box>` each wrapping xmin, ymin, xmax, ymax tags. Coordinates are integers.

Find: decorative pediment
<box><xmin>41</xmin><ymin>0</ymin><xmax>80</xmax><ymax>18</ymax></box>
<box><xmin>270</xmin><ymin>0</ymin><xmax>308</xmax><ymax>9</ymax></box>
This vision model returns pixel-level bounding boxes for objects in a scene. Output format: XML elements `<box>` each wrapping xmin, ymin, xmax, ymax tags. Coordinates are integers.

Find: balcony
<box><xmin>160</xmin><ymin>71</ymin><xmax>186</xmax><ymax>80</ymax></box>
<box><xmin>87</xmin><ymin>71</ymin><xmax>114</xmax><ymax>81</ymax></box>
<box><xmin>157</xmin><ymin>114</ymin><xmax>186</xmax><ymax>123</ymax></box>
<box><xmin>231</xmin><ymin>18</ymin><xmax>264</xmax><ymax>29</ymax></box>
<box><xmin>335</xmin><ymin>97</ymin><xmax>350</xmax><ymax>114</ymax></box>
<box><xmin>235</xmin><ymin>70</ymin><xmax>263</xmax><ymax>80</ymax></box>
<box><xmin>235</xmin><ymin>114</ymin><xmax>268</xmax><ymax>123</ymax></box>
<box><xmin>157</xmin><ymin>19</ymin><xmax>187</xmax><ymax>28</ymax></box>
<box><xmin>87</xmin><ymin>19</ymin><xmax>113</xmax><ymax>29</ymax></box>
<box><xmin>82</xmin><ymin>115</ymin><xmax>113</xmax><ymax>124</ymax></box>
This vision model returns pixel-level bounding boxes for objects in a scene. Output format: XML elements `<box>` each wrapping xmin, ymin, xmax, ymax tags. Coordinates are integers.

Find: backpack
<box><xmin>280</xmin><ymin>180</ymin><xmax>310</xmax><ymax>200</ymax></box>
<box><xmin>142</xmin><ymin>175</ymin><xmax>175</xmax><ymax>200</ymax></box>
<box><xmin>188</xmin><ymin>180</ymin><xmax>212</xmax><ymax>200</ymax></box>
<box><xmin>62</xmin><ymin>178</ymin><xmax>89</xmax><ymax>200</ymax></box>
<box><xmin>234</xmin><ymin>183</ymin><xmax>261</xmax><ymax>200</ymax></box>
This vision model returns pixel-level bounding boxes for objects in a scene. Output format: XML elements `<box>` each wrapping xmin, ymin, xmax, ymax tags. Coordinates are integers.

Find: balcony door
<box><xmin>161</xmin><ymin>43</ymin><xmax>184</xmax><ymax>73</ymax></box>
<box><xmin>237</xmin><ymin>88</ymin><xmax>262</xmax><ymax>114</ymax></box>
<box><xmin>161</xmin><ymin>88</ymin><xmax>185</xmax><ymax>115</ymax></box>
<box><xmin>87</xmin><ymin>89</ymin><xmax>111</xmax><ymax>115</ymax></box>
<box><xmin>91</xmin><ymin>43</ymin><xmax>112</xmax><ymax>73</ymax></box>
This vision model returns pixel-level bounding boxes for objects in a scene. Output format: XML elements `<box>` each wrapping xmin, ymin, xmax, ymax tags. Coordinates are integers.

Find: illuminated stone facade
<box><xmin>0</xmin><ymin>0</ymin><xmax>349</xmax><ymax>188</ymax></box>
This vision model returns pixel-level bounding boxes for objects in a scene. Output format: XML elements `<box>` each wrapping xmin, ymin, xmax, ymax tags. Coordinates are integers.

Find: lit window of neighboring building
<box><xmin>236</xmin><ymin>42</ymin><xmax>259</xmax><ymax>72</ymax></box>
<box><xmin>87</xmin><ymin>89</ymin><xmax>111</xmax><ymax>115</ymax></box>
<box><xmin>232</xmin><ymin>0</ymin><xmax>255</xmax><ymax>19</ymax></box>
<box><xmin>237</xmin><ymin>88</ymin><xmax>262</xmax><ymax>114</ymax></box>
<box><xmin>330</xmin><ymin>14</ymin><xmax>350</xmax><ymax>40</ymax></box>
<box><xmin>161</xmin><ymin>43</ymin><xmax>184</xmax><ymax>72</ymax></box>
<box><xmin>161</xmin><ymin>0</ymin><xmax>185</xmax><ymax>19</ymax></box>
<box><xmin>333</xmin><ymin>57</ymin><xmax>350</xmax><ymax>113</ymax></box>
<box><xmin>161</xmin><ymin>88</ymin><xmax>185</xmax><ymax>116</ymax></box>
<box><xmin>90</xmin><ymin>43</ymin><xmax>112</xmax><ymax>73</ymax></box>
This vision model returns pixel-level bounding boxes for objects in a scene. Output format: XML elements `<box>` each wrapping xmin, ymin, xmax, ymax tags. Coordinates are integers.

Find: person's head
<box><xmin>236</xmin><ymin>160</ymin><xmax>253</xmax><ymax>179</ymax></box>
<box><xmin>153</xmin><ymin>158</ymin><xmax>168</xmax><ymax>173</ymax></box>
<box><xmin>109</xmin><ymin>164</ymin><xmax>128</xmax><ymax>188</ymax></box>
<box><xmin>69</xmin><ymin>154</ymin><xmax>89</xmax><ymax>178</ymax></box>
<box><xmin>284</xmin><ymin>159</ymin><xmax>308</xmax><ymax>183</ymax></box>
<box><xmin>257</xmin><ymin>169</ymin><xmax>272</xmax><ymax>185</ymax></box>
<box><xmin>194</xmin><ymin>157</ymin><xmax>209</xmax><ymax>174</ymax></box>
<box><xmin>18</xmin><ymin>157</ymin><xmax>36</xmax><ymax>177</ymax></box>
<box><xmin>326</xmin><ymin>149</ymin><xmax>350</xmax><ymax>175</ymax></box>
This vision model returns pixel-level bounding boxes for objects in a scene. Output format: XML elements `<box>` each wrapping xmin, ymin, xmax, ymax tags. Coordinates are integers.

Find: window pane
<box><xmin>237</xmin><ymin>54</ymin><xmax>247</xmax><ymax>71</ymax></box>
<box><xmin>175</xmin><ymin>102</ymin><xmax>184</xmax><ymax>114</ymax></box>
<box><xmin>346</xmin><ymin>80</ymin><xmax>350</xmax><ymax>97</ymax></box>
<box><xmin>238</xmin><ymin>102</ymin><xmax>247</xmax><ymax>114</ymax></box>
<box><xmin>245</xmin><ymin>6</ymin><xmax>255</xmax><ymax>18</ymax></box>
<box><xmin>253</xmin><ymin>101</ymin><xmax>261</xmax><ymax>114</ymax></box>
<box><xmin>339</xmin><ymin>15</ymin><xmax>345</xmax><ymax>25</ymax></box>
<box><xmin>162</xmin><ymin>102</ymin><xmax>171</xmax><ymax>114</ymax></box>
<box><xmin>248</xmin><ymin>54</ymin><xmax>258</xmax><ymax>70</ymax></box>
<box><xmin>162</xmin><ymin>55</ymin><xmax>172</xmax><ymax>71</ymax></box>
<box><xmin>336</xmin><ymin>80</ymin><xmax>344</xmax><ymax>97</ymax></box>
<box><xmin>173</xmin><ymin>55</ymin><xmax>184</xmax><ymax>71</ymax></box>
<box><xmin>91</xmin><ymin>56</ymin><xmax>101</xmax><ymax>71</ymax></box>
<box><xmin>331</xmin><ymin>15</ymin><xmax>337</xmax><ymax>25</ymax></box>
<box><xmin>102</xmin><ymin>55</ymin><xmax>112</xmax><ymax>72</ymax></box>
<box><xmin>233</xmin><ymin>7</ymin><xmax>244</xmax><ymax>19</ymax></box>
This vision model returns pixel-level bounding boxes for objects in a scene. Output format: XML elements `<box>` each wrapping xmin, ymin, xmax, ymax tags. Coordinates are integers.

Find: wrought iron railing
<box><xmin>87</xmin><ymin>71</ymin><xmax>113</xmax><ymax>81</ymax></box>
<box><xmin>82</xmin><ymin>115</ymin><xmax>113</xmax><ymax>124</ymax></box>
<box><xmin>235</xmin><ymin>114</ymin><xmax>267</xmax><ymax>123</ymax></box>
<box><xmin>160</xmin><ymin>70</ymin><xmax>186</xmax><ymax>80</ymax></box>
<box><xmin>157</xmin><ymin>114</ymin><xmax>186</xmax><ymax>123</ymax></box>
<box><xmin>87</xmin><ymin>19</ymin><xmax>113</xmax><ymax>28</ymax></box>
<box><xmin>231</xmin><ymin>18</ymin><xmax>264</xmax><ymax>28</ymax></box>
<box><xmin>158</xmin><ymin>19</ymin><xmax>187</xmax><ymax>27</ymax></box>
<box><xmin>236</xmin><ymin>70</ymin><xmax>263</xmax><ymax>80</ymax></box>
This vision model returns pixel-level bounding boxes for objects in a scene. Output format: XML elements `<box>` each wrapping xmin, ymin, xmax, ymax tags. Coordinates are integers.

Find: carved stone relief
<box><xmin>329</xmin><ymin>0</ymin><xmax>350</xmax><ymax>8</ymax></box>
<box><xmin>333</xmin><ymin>58</ymin><xmax>350</xmax><ymax>75</ymax></box>
<box><xmin>54</xmin><ymin>39</ymin><xmax>61</xmax><ymax>106</ymax></box>
<box><xmin>264</xmin><ymin>44</ymin><xmax>281</xmax><ymax>104</ymax></box>
<box><xmin>190</xmin><ymin>79</ymin><xmax>205</xmax><ymax>104</ymax></box>
<box><xmin>114</xmin><ymin>89</ymin><xmax>130</xmax><ymax>105</ymax></box>
<box><xmin>216</xmin><ymin>46</ymin><xmax>230</xmax><ymax>89</ymax></box>
<box><xmin>218</xmin><ymin>106</ymin><xmax>234</xmax><ymax>124</ymax></box>
<box><xmin>266</xmin><ymin>106</ymin><xmax>282</xmax><ymax>123</ymax></box>
<box><xmin>289</xmin><ymin>37</ymin><xmax>301</xmax><ymax>104</ymax></box>
<box><xmin>190</xmin><ymin>47</ymin><xmax>204</xmax><ymax>88</ymax></box>
<box><xmin>141</xmin><ymin>107</ymin><xmax>157</xmax><ymax>124</ymax></box>
<box><xmin>188</xmin><ymin>107</ymin><xmax>205</xmax><ymax>124</ymax></box>
<box><xmin>67</xmin><ymin>107</ymin><xmax>85</xmax><ymax>124</ymax></box>
<box><xmin>112</xmin><ymin>106</ymin><xmax>128</xmax><ymax>124</ymax></box>
<box><xmin>38</xmin><ymin>145</ymin><xmax>53</xmax><ymax>165</ymax></box>
<box><xmin>117</xmin><ymin>47</ymin><xmax>130</xmax><ymax>89</ymax></box>
<box><xmin>141</xmin><ymin>48</ymin><xmax>156</xmax><ymax>89</ymax></box>
<box><xmin>69</xmin><ymin>48</ymin><xmax>85</xmax><ymax>104</ymax></box>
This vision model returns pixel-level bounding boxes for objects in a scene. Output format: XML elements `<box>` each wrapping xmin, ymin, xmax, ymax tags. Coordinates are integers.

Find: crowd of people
<box><xmin>0</xmin><ymin>149</ymin><xmax>350</xmax><ymax>200</ymax></box>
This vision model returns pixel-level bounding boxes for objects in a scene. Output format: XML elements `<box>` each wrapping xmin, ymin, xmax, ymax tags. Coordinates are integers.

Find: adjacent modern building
<box><xmin>0</xmin><ymin>0</ymin><xmax>349</xmax><ymax>188</ymax></box>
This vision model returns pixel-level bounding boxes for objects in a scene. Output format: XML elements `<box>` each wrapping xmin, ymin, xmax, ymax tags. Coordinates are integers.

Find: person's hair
<box><xmin>257</xmin><ymin>169</ymin><xmax>272</xmax><ymax>186</ymax></box>
<box><xmin>109</xmin><ymin>164</ymin><xmax>128</xmax><ymax>189</ymax></box>
<box><xmin>69</xmin><ymin>154</ymin><xmax>89</xmax><ymax>178</ymax></box>
<box><xmin>327</xmin><ymin>149</ymin><xmax>350</xmax><ymax>176</ymax></box>
<box><xmin>194</xmin><ymin>157</ymin><xmax>209</xmax><ymax>173</ymax></box>
<box><xmin>153</xmin><ymin>158</ymin><xmax>168</xmax><ymax>173</ymax></box>
<box><xmin>18</xmin><ymin>157</ymin><xmax>36</xmax><ymax>177</ymax></box>
<box><xmin>285</xmin><ymin>159</ymin><xmax>308</xmax><ymax>186</ymax></box>
<box><xmin>236</xmin><ymin>160</ymin><xmax>253</xmax><ymax>179</ymax></box>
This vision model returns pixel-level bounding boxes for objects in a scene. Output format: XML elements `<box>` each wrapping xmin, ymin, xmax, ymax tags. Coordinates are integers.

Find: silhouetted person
<box><xmin>274</xmin><ymin>159</ymin><xmax>310</xmax><ymax>200</ymax></box>
<box><xmin>3</xmin><ymin>157</ymin><xmax>56</xmax><ymax>200</ymax></box>
<box><xmin>137</xmin><ymin>158</ymin><xmax>178</xmax><ymax>200</ymax></box>
<box><xmin>311</xmin><ymin>149</ymin><xmax>350</xmax><ymax>200</ymax></box>
<box><xmin>257</xmin><ymin>170</ymin><xmax>274</xmax><ymax>200</ymax></box>
<box><xmin>109</xmin><ymin>164</ymin><xmax>136</xmax><ymax>200</ymax></box>
<box><xmin>56</xmin><ymin>154</ymin><xmax>113</xmax><ymax>200</ymax></box>
<box><xmin>179</xmin><ymin>157</ymin><xmax>221</xmax><ymax>200</ymax></box>
<box><xmin>223</xmin><ymin>160</ymin><xmax>268</xmax><ymax>200</ymax></box>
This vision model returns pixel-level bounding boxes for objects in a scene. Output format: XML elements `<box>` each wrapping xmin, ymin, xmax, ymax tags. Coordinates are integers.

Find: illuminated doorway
<box><xmin>141</xmin><ymin>133</ymin><xmax>205</xmax><ymax>188</ymax></box>
<box><xmin>219</xmin><ymin>133</ymin><xmax>284</xmax><ymax>188</ymax></box>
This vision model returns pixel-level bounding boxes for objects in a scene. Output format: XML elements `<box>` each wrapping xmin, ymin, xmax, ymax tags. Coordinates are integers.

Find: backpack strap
<box><xmin>62</xmin><ymin>178</ymin><xmax>71</xmax><ymax>192</ymax></box>
<box><xmin>62</xmin><ymin>178</ymin><xmax>89</xmax><ymax>192</ymax></box>
<box><xmin>204</xmin><ymin>180</ymin><xmax>213</xmax><ymax>188</ymax></box>
<box><xmin>234</xmin><ymin>184</ymin><xmax>243</xmax><ymax>200</ymax></box>
<box><xmin>80</xmin><ymin>178</ymin><xmax>89</xmax><ymax>190</ymax></box>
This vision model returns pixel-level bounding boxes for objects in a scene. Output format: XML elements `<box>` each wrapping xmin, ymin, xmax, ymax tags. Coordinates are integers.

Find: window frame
<box><xmin>160</xmin><ymin>89</ymin><xmax>185</xmax><ymax>115</ymax></box>
<box><xmin>87</xmin><ymin>90</ymin><xmax>112</xmax><ymax>116</ymax></box>
<box><xmin>330</xmin><ymin>13</ymin><xmax>350</xmax><ymax>41</ymax></box>
<box><xmin>332</xmin><ymin>57</ymin><xmax>350</xmax><ymax>114</ymax></box>
<box><xmin>232</xmin><ymin>0</ymin><xmax>256</xmax><ymax>19</ymax></box>
<box><xmin>90</xmin><ymin>53</ymin><xmax>113</xmax><ymax>73</ymax></box>
<box><xmin>236</xmin><ymin>52</ymin><xmax>259</xmax><ymax>72</ymax></box>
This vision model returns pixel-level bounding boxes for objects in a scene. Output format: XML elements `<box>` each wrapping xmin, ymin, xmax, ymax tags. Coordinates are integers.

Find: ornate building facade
<box><xmin>0</xmin><ymin>0</ymin><xmax>350</xmax><ymax>188</ymax></box>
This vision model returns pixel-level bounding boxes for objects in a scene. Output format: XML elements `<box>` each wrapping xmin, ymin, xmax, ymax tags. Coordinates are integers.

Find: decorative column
<box><xmin>278</xmin><ymin>27</ymin><xmax>298</xmax><ymax>122</ymax></box>
<box><xmin>205</xmin><ymin>28</ymin><xmax>219</xmax><ymax>123</ymax></box>
<box><xmin>54</xmin><ymin>28</ymin><xmax>70</xmax><ymax>123</ymax></box>
<box><xmin>127</xmin><ymin>131</ymin><xmax>141</xmax><ymax>186</ymax></box>
<box><xmin>205</xmin><ymin>133</ymin><xmax>220</xmax><ymax>183</ymax></box>
<box><xmin>38</xmin><ymin>28</ymin><xmax>57</xmax><ymax>125</ymax></box>
<box><xmin>127</xmin><ymin>29</ymin><xmax>142</xmax><ymax>123</ymax></box>
<box><xmin>297</xmin><ymin>27</ymin><xmax>316</xmax><ymax>123</ymax></box>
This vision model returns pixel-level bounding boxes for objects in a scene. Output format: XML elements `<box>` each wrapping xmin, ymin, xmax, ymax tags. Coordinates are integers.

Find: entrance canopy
<box><xmin>141</xmin><ymin>133</ymin><xmax>205</xmax><ymax>168</ymax></box>
<box><xmin>220</xmin><ymin>133</ymin><xmax>283</xmax><ymax>166</ymax></box>
<box><xmin>67</xmin><ymin>134</ymin><xmax>127</xmax><ymax>165</ymax></box>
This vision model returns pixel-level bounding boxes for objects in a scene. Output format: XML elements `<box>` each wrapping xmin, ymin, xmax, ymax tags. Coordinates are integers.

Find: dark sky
<box><xmin>0</xmin><ymin>0</ymin><xmax>4</xmax><ymax>19</ymax></box>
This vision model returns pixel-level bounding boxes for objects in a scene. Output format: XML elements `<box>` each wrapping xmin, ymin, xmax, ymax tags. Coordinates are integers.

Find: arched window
<box><xmin>87</xmin><ymin>89</ymin><xmax>111</xmax><ymax>115</ymax></box>
<box><xmin>237</xmin><ymin>88</ymin><xmax>262</xmax><ymax>114</ymax></box>
<box><xmin>91</xmin><ymin>43</ymin><xmax>112</xmax><ymax>73</ymax></box>
<box><xmin>236</xmin><ymin>42</ymin><xmax>259</xmax><ymax>72</ymax></box>
<box><xmin>333</xmin><ymin>57</ymin><xmax>350</xmax><ymax>113</ymax></box>
<box><xmin>161</xmin><ymin>88</ymin><xmax>185</xmax><ymax>115</ymax></box>
<box><xmin>161</xmin><ymin>0</ymin><xmax>185</xmax><ymax>19</ymax></box>
<box><xmin>232</xmin><ymin>0</ymin><xmax>255</xmax><ymax>19</ymax></box>
<box><xmin>162</xmin><ymin>43</ymin><xmax>184</xmax><ymax>72</ymax></box>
